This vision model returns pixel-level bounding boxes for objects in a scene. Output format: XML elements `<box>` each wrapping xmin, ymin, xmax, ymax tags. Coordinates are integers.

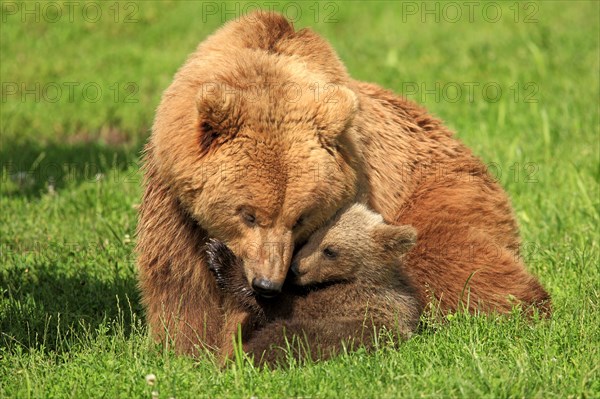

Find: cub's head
<box><xmin>291</xmin><ymin>204</ymin><xmax>417</xmax><ymax>286</ymax></box>
<box><xmin>150</xmin><ymin>12</ymin><xmax>363</xmax><ymax>297</ymax></box>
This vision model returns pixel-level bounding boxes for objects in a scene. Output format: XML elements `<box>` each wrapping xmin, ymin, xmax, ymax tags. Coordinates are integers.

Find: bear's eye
<box><xmin>322</xmin><ymin>247</ymin><xmax>338</xmax><ymax>260</ymax></box>
<box><xmin>240</xmin><ymin>211</ymin><xmax>256</xmax><ymax>226</ymax></box>
<box><xmin>293</xmin><ymin>215</ymin><xmax>305</xmax><ymax>229</ymax></box>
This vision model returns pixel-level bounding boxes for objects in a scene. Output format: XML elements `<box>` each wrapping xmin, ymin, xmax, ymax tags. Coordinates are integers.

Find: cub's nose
<box><xmin>251</xmin><ymin>277</ymin><xmax>282</xmax><ymax>298</ymax></box>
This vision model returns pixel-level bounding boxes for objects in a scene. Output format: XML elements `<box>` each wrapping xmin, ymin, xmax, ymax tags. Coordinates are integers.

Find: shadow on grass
<box><xmin>1</xmin><ymin>137</ymin><xmax>148</xmax><ymax>351</ymax></box>
<box><xmin>0</xmin><ymin>261</ymin><xmax>143</xmax><ymax>352</ymax></box>
<box><xmin>0</xmin><ymin>138</ymin><xmax>144</xmax><ymax>198</ymax></box>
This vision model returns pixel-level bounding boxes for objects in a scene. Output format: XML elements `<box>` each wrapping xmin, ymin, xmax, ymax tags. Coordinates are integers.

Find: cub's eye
<box><xmin>293</xmin><ymin>215</ymin><xmax>305</xmax><ymax>229</ymax></box>
<box><xmin>322</xmin><ymin>247</ymin><xmax>338</xmax><ymax>260</ymax></box>
<box><xmin>240</xmin><ymin>211</ymin><xmax>256</xmax><ymax>226</ymax></box>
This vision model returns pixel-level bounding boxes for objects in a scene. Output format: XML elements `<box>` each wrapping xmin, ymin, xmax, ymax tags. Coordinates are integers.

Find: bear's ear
<box><xmin>279</xmin><ymin>27</ymin><xmax>350</xmax><ymax>83</ymax></box>
<box><xmin>195</xmin><ymin>83</ymin><xmax>239</xmax><ymax>153</ymax></box>
<box><xmin>372</xmin><ymin>224</ymin><xmax>417</xmax><ymax>256</ymax></box>
<box><xmin>314</xmin><ymin>85</ymin><xmax>359</xmax><ymax>146</ymax></box>
<box><xmin>222</xmin><ymin>11</ymin><xmax>296</xmax><ymax>54</ymax></box>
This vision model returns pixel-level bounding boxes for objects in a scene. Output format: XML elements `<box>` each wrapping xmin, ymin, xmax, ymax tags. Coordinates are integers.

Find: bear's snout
<box><xmin>251</xmin><ymin>277</ymin><xmax>283</xmax><ymax>298</ymax></box>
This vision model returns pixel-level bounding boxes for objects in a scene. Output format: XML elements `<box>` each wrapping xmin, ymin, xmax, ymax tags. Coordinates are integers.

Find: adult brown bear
<box><xmin>136</xmin><ymin>11</ymin><xmax>550</xmax><ymax>355</ymax></box>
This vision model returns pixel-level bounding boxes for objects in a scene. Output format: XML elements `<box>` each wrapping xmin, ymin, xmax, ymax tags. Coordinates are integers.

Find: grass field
<box><xmin>1</xmin><ymin>1</ymin><xmax>599</xmax><ymax>397</ymax></box>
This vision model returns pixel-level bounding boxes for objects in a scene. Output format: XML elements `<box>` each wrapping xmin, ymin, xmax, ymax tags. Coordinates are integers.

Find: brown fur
<box><xmin>206</xmin><ymin>204</ymin><xmax>421</xmax><ymax>366</ymax></box>
<box><xmin>136</xmin><ymin>11</ymin><xmax>550</xmax><ymax>355</ymax></box>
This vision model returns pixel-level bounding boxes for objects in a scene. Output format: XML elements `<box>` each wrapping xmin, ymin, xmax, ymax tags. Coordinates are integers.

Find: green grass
<box><xmin>1</xmin><ymin>1</ymin><xmax>599</xmax><ymax>397</ymax></box>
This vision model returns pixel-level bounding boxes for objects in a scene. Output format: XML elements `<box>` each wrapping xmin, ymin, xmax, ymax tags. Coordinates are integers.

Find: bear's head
<box><xmin>291</xmin><ymin>204</ymin><xmax>417</xmax><ymax>286</ymax></box>
<box><xmin>149</xmin><ymin>12</ymin><xmax>365</xmax><ymax>297</ymax></box>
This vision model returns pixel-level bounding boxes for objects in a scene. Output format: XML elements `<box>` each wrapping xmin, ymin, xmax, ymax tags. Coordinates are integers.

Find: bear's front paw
<box><xmin>205</xmin><ymin>238</ymin><xmax>237</xmax><ymax>289</ymax></box>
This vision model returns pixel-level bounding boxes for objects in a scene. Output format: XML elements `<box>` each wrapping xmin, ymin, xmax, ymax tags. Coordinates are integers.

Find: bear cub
<box><xmin>206</xmin><ymin>204</ymin><xmax>423</xmax><ymax>366</ymax></box>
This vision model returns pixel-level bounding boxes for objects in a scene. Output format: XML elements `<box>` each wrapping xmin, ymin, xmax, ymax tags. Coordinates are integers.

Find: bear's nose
<box><xmin>251</xmin><ymin>277</ymin><xmax>282</xmax><ymax>298</ymax></box>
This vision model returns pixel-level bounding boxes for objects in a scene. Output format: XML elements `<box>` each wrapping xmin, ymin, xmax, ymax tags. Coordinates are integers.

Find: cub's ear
<box><xmin>372</xmin><ymin>224</ymin><xmax>417</xmax><ymax>256</ymax></box>
<box><xmin>195</xmin><ymin>83</ymin><xmax>239</xmax><ymax>153</ymax></box>
<box><xmin>314</xmin><ymin>85</ymin><xmax>358</xmax><ymax>146</ymax></box>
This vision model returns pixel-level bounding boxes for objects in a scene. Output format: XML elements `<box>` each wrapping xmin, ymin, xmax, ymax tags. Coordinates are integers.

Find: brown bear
<box><xmin>136</xmin><ymin>11</ymin><xmax>550</xmax><ymax>355</ymax></box>
<box><xmin>206</xmin><ymin>204</ymin><xmax>422</xmax><ymax>366</ymax></box>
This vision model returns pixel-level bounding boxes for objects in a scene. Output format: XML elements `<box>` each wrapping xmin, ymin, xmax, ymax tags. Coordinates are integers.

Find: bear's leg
<box><xmin>137</xmin><ymin>154</ymin><xmax>226</xmax><ymax>354</ymax></box>
<box><xmin>141</xmin><ymin>281</ymin><xmax>223</xmax><ymax>355</ymax></box>
<box><xmin>218</xmin><ymin>305</ymin><xmax>256</xmax><ymax>364</ymax></box>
